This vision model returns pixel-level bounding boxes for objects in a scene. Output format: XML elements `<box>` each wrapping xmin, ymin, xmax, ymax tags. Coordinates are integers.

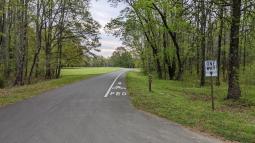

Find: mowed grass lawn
<box><xmin>127</xmin><ymin>71</ymin><xmax>255</xmax><ymax>143</ymax></box>
<box><xmin>0</xmin><ymin>67</ymin><xmax>119</xmax><ymax>107</ymax></box>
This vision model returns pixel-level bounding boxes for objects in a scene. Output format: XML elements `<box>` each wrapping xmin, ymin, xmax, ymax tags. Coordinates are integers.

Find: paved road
<box><xmin>0</xmin><ymin>69</ymin><xmax>222</xmax><ymax>143</ymax></box>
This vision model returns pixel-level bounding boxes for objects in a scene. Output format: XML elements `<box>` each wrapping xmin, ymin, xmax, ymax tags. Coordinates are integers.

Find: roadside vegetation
<box><xmin>1</xmin><ymin>0</ymin><xmax>254</xmax><ymax>142</ymax></box>
<box><xmin>106</xmin><ymin>0</ymin><xmax>255</xmax><ymax>100</ymax></box>
<box><xmin>106</xmin><ymin>0</ymin><xmax>255</xmax><ymax>142</ymax></box>
<box><xmin>0</xmin><ymin>0</ymin><xmax>101</xmax><ymax>87</ymax></box>
<box><xmin>0</xmin><ymin>67</ymin><xmax>119</xmax><ymax>107</ymax></box>
<box><xmin>127</xmin><ymin>71</ymin><xmax>255</xmax><ymax>143</ymax></box>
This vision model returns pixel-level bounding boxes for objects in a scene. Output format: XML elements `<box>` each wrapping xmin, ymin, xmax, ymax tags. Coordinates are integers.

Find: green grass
<box><xmin>127</xmin><ymin>71</ymin><xmax>255</xmax><ymax>143</ymax></box>
<box><xmin>0</xmin><ymin>67</ymin><xmax>119</xmax><ymax>107</ymax></box>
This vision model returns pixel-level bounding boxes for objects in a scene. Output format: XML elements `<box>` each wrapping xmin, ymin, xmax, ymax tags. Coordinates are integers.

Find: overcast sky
<box><xmin>90</xmin><ymin>0</ymin><xmax>126</xmax><ymax>57</ymax></box>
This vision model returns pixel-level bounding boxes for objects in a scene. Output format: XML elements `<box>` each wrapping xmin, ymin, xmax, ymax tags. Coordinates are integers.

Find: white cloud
<box><xmin>101</xmin><ymin>39</ymin><xmax>122</xmax><ymax>47</ymax></box>
<box><xmin>90</xmin><ymin>0</ymin><xmax>126</xmax><ymax>57</ymax></box>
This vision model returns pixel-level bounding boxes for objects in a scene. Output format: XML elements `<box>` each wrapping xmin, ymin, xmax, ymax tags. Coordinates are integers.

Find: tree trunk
<box><xmin>1</xmin><ymin>0</ymin><xmax>10</xmax><ymax>78</ymax></box>
<box><xmin>55</xmin><ymin>0</ymin><xmax>66</xmax><ymax>79</ymax></box>
<box><xmin>200</xmin><ymin>0</ymin><xmax>206</xmax><ymax>87</ymax></box>
<box><xmin>195</xmin><ymin>0</ymin><xmax>200</xmax><ymax>76</ymax></box>
<box><xmin>169</xmin><ymin>58</ymin><xmax>176</xmax><ymax>80</ymax></box>
<box><xmin>152</xmin><ymin>3</ymin><xmax>183</xmax><ymax>80</ymax></box>
<box><xmin>28</xmin><ymin>0</ymin><xmax>43</xmax><ymax>83</ymax></box>
<box><xmin>24</xmin><ymin>0</ymin><xmax>29</xmax><ymax>79</ymax></box>
<box><xmin>14</xmin><ymin>0</ymin><xmax>27</xmax><ymax>86</ymax></box>
<box><xmin>243</xmin><ymin>33</ymin><xmax>246</xmax><ymax>72</ymax></box>
<box><xmin>227</xmin><ymin>0</ymin><xmax>241</xmax><ymax>99</ymax></box>
<box><xmin>45</xmin><ymin>36</ymin><xmax>52</xmax><ymax>79</ymax></box>
<box><xmin>216</xmin><ymin>5</ymin><xmax>224</xmax><ymax>86</ymax></box>
<box><xmin>45</xmin><ymin>0</ymin><xmax>53</xmax><ymax>79</ymax></box>
<box><xmin>151</xmin><ymin>48</ymin><xmax>162</xmax><ymax>79</ymax></box>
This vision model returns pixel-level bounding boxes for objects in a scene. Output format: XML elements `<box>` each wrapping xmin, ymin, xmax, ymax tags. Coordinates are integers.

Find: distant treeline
<box><xmin>88</xmin><ymin>47</ymin><xmax>135</xmax><ymax>68</ymax></box>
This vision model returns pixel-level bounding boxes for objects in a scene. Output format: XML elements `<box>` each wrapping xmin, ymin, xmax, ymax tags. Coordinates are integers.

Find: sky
<box><xmin>90</xmin><ymin>0</ymin><xmax>126</xmax><ymax>57</ymax></box>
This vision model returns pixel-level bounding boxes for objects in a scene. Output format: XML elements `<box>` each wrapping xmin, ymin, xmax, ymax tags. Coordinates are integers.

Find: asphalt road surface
<box><xmin>0</xmin><ymin>69</ymin><xmax>222</xmax><ymax>143</ymax></box>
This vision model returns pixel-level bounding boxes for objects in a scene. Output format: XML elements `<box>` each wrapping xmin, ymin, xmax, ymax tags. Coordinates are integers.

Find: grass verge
<box><xmin>0</xmin><ymin>67</ymin><xmax>119</xmax><ymax>107</ymax></box>
<box><xmin>127</xmin><ymin>71</ymin><xmax>255</xmax><ymax>143</ymax></box>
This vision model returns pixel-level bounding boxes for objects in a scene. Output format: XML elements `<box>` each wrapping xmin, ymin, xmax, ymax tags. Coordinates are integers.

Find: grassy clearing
<box><xmin>0</xmin><ymin>67</ymin><xmax>119</xmax><ymax>107</ymax></box>
<box><xmin>127</xmin><ymin>71</ymin><xmax>255</xmax><ymax>143</ymax></box>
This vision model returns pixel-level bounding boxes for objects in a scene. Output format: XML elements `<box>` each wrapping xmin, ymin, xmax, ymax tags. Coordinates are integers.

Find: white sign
<box><xmin>205</xmin><ymin>60</ymin><xmax>218</xmax><ymax>77</ymax></box>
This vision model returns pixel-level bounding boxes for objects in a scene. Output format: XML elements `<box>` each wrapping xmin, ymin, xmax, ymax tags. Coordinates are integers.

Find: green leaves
<box><xmin>110</xmin><ymin>47</ymin><xmax>134</xmax><ymax>68</ymax></box>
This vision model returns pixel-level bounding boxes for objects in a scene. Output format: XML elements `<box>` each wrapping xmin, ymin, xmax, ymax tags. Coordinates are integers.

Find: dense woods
<box><xmin>106</xmin><ymin>0</ymin><xmax>255</xmax><ymax>99</ymax></box>
<box><xmin>0</xmin><ymin>0</ymin><xmax>100</xmax><ymax>87</ymax></box>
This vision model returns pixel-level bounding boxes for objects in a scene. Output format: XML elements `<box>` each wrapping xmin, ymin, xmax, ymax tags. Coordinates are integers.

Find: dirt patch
<box><xmin>218</xmin><ymin>99</ymin><xmax>254</xmax><ymax>113</ymax></box>
<box><xmin>185</xmin><ymin>91</ymin><xmax>214</xmax><ymax>102</ymax></box>
<box><xmin>187</xmin><ymin>127</ymin><xmax>239</xmax><ymax>143</ymax></box>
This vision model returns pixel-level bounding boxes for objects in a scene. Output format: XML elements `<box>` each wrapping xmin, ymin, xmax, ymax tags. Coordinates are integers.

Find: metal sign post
<box><xmin>205</xmin><ymin>60</ymin><xmax>218</xmax><ymax>111</ymax></box>
<box><xmin>210</xmin><ymin>72</ymin><xmax>215</xmax><ymax>111</ymax></box>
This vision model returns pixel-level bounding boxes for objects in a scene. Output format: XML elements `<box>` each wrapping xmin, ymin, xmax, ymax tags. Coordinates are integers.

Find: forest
<box><xmin>0</xmin><ymin>0</ymin><xmax>101</xmax><ymax>87</ymax></box>
<box><xmin>106</xmin><ymin>0</ymin><xmax>255</xmax><ymax>100</ymax></box>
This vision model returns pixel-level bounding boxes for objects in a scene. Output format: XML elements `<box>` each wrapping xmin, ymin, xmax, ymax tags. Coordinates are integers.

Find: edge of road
<box><xmin>0</xmin><ymin>69</ymin><xmax>126</xmax><ymax>109</ymax></box>
<box><xmin>125</xmin><ymin>71</ymin><xmax>236</xmax><ymax>143</ymax></box>
<box><xmin>137</xmin><ymin>109</ymin><xmax>233</xmax><ymax>143</ymax></box>
<box><xmin>0</xmin><ymin>68</ymin><xmax>232</xmax><ymax>143</ymax></box>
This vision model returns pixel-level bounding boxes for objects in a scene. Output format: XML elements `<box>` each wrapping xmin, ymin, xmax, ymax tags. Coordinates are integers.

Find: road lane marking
<box><xmin>122</xmin><ymin>92</ymin><xmax>127</xmax><ymax>96</ymax></box>
<box><xmin>112</xmin><ymin>86</ymin><xmax>126</xmax><ymax>90</ymax></box>
<box><xmin>104</xmin><ymin>71</ymin><xmax>125</xmax><ymax>98</ymax></box>
<box><xmin>116</xmin><ymin>92</ymin><xmax>121</xmax><ymax>96</ymax></box>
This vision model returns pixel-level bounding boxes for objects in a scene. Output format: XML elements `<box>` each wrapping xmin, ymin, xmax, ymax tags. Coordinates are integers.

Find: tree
<box><xmin>110</xmin><ymin>47</ymin><xmax>134</xmax><ymax>68</ymax></box>
<box><xmin>227</xmin><ymin>0</ymin><xmax>242</xmax><ymax>99</ymax></box>
<box><xmin>0</xmin><ymin>0</ymin><xmax>101</xmax><ymax>86</ymax></box>
<box><xmin>107</xmin><ymin>0</ymin><xmax>255</xmax><ymax>101</ymax></box>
